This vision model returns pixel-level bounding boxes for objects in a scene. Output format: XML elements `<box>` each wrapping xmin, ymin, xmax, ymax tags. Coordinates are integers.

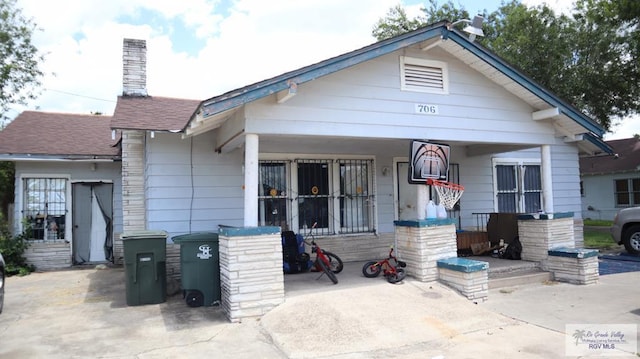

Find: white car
<box><xmin>611</xmin><ymin>206</ymin><xmax>640</xmax><ymax>256</ymax></box>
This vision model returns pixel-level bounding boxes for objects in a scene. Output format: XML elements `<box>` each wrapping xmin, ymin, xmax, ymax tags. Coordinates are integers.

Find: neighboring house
<box><xmin>580</xmin><ymin>137</ymin><xmax>640</xmax><ymax>221</ymax></box>
<box><xmin>1</xmin><ymin>20</ymin><xmax>612</xmax><ymax>270</ymax></box>
<box><xmin>0</xmin><ymin>112</ymin><xmax>121</xmax><ymax>269</ymax></box>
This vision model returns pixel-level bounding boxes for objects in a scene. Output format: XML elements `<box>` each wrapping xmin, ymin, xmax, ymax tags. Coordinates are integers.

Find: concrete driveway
<box><xmin>0</xmin><ymin>262</ymin><xmax>638</xmax><ymax>358</ymax></box>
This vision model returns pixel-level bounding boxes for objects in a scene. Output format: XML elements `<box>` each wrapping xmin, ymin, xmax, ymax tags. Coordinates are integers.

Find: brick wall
<box><xmin>122</xmin><ymin>38</ymin><xmax>147</xmax><ymax>96</ymax></box>
<box><xmin>219</xmin><ymin>229</ymin><xmax>284</xmax><ymax>322</ymax></box>
<box><xmin>24</xmin><ymin>241</ymin><xmax>71</xmax><ymax>270</ymax></box>
<box><xmin>395</xmin><ymin>223</ymin><xmax>457</xmax><ymax>282</ymax></box>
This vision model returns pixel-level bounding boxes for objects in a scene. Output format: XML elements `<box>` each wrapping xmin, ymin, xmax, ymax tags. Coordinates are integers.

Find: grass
<box><xmin>582</xmin><ymin>219</ymin><xmax>617</xmax><ymax>251</ymax></box>
<box><xmin>584</xmin><ymin>229</ymin><xmax>617</xmax><ymax>251</ymax></box>
<box><xmin>583</xmin><ymin>219</ymin><xmax>613</xmax><ymax>226</ymax></box>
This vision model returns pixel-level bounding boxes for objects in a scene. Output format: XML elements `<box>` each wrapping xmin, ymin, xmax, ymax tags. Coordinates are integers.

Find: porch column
<box><xmin>541</xmin><ymin>145</ymin><xmax>554</xmax><ymax>213</ymax></box>
<box><xmin>244</xmin><ymin>133</ymin><xmax>259</xmax><ymax>227</ymax></box>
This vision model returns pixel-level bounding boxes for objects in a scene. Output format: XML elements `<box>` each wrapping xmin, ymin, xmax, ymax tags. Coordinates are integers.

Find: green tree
<box><xmin>0</xmin><ymin>0</ymin><xmax>44</xmax><ymax>124</ymax></box>
<box><xmin>0</xmin><ymin>161</ymin><xmax>13</xmax><ymax>219</ymax></box>
<box><xmin>372</xmin><ymin>0</ymin><xmax>640</xmax><ymax>132</ymax></box>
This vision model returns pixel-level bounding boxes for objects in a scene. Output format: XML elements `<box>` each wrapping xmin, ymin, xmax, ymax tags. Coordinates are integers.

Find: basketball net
<box><xmin>426</xmin><ymin>178</ymin><xmax>464</xmax><ymax>210</ymax></box>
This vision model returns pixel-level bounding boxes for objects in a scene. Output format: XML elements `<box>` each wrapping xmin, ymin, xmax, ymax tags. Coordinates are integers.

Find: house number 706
<box><xmin>414</xmin><ymin>104</ymin><xmax>439</xmax><ymax>115</ymax></box>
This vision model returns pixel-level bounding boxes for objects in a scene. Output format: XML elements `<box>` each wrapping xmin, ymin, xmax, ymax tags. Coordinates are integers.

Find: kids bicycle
<box><xmin>304</xmin><ymin>222</ymin><xmax>343</xmax><ymax>284</ymax></box>
<box><xmin>362</xmin><ymin>246</ymin><xmax>406</xmax><ymax>284</ymax></box>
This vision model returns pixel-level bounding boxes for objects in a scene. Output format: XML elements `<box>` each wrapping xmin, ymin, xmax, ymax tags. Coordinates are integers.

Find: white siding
<box><xmin>145</xmin><ymin>132</ymin><xmax>244</xmax><ymax>238</ymax></box>
<box><xmin>581</xmin><ymin>173</ymin><xmax>640</xmax><ymax>221</ymax></box>
<box><xmin>548</xmin><ymin>139</ymin><xmax>583</xmax><ymax>217</ymax></box>
<box><xmin>144</xmin><ymin>45</ymin><xmax>586</xmax><ymax>238</ymax></box>
<box><xmin>13</xmin><ymin>161</ymin><xmax>122</xmax><ymax>235</ymax></box>
<box><xmin>245</xmin><ymin>48</ymin><xmax>554</xmax><ymax>145</ymax></box>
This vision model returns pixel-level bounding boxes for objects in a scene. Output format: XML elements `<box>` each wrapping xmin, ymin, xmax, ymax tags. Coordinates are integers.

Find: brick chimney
<box><xmin>122</xmin><ymin>38</ymin><xmax>147</xmax><ymax>96</ymax></box>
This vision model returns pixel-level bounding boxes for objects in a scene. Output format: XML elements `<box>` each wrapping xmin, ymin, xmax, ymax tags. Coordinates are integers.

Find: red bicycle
<box><xmin>362</xmin><ymin>247</ymin><xmax>407</xmax><ymax>284</ymax></box>
<box><xmin>304</xmin><ymin>223</ymin><xmax>343</xmax><ymax>284</ymax></box>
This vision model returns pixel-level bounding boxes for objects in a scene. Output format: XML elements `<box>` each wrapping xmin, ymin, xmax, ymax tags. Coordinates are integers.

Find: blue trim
<box><xmin>197</xmin><ymin>25</ymin><xmax>446</xmax><ymax>119</ymax></box>
<box><xmin>584</xmin><ymin>132</ymin><xmax>614</xmax><ymax>154</ymax></box>
<box><xmin>517</xmin><ymin>212</ymin><xmax>574</xmax><ymax>220</ymax></box>
<box><xmin>394</xmin><ymin>218</ymin><xmax>455</xmax><ymax>227</ymax></box>
<box><xmin>437</xmin><ymin>257</ymin><xmax>489</xmax><ymax>272</ymax></box>
<box><xmin>445</xmin><ymin>30</ymin><xmax>605</xmax><ymax>137</ymax></box>
<box><xmin>192</xmin><ymin>22</ymin><xmax>607</xmax><ymax>143</ymax></box>
<box><xmin>548</xmin><ymin>247</ymin><xmax>599</xmax><ymax>259</ymax></box>
<box><xmin>218</xmin><ymin>226</ymin><xmax>281</xmax><ymax>237</ymax></box>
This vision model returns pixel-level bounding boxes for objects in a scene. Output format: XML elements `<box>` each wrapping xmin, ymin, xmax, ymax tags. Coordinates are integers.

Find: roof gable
<box><xmin>0</xmin><ymin>111</ymin><xmax>119</xmax><ymax>159</ymax></box>
<box><xmin>188</xmin><ymin>21</ymin><xmax>610</xmax><ymax>154</ymax></box>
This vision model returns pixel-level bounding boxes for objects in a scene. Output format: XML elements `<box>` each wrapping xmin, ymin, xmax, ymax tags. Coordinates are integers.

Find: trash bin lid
<box><xmin>172</xmin><ymin>232</ymin><xmax>219</xmax><ymax>243</ymax></box>
<box><xmin>122</xmin><ymin>230</ymin><xmax>168</xmax><ymax>240</ymax></box>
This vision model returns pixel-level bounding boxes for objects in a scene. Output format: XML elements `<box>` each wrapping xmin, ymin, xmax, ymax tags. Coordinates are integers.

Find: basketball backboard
<box><xmin>408</xmin><ymin>140</ymin><xmax>450</xmax><ymax>184</ymax></box>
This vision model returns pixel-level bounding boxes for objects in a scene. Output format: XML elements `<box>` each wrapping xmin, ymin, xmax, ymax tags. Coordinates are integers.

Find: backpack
<box><xmin>501</xmin><ymin>236</ymin><xmax>522</xmax><ymax>260</ymax></box>
<box><xmin>281</xmin><ymin>231</ymin><xmax>312</xmax><ymax>273</ymax></box>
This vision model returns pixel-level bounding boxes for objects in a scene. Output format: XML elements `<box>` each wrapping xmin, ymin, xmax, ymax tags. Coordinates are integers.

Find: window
<box><xmin>23</xmin><ymin>178</ymin><xmax>67</xmax><ymax>240</ymax></box>
<box><xmin>494</xmin><ymin>162</ymin><xmax>542</xmax><ymax>213</ymax></box>
<box><xmin>258</xmin><ymin>158</ymin><xmax>375</xmax><ymax>235</ymax></box>
<box><xmin>400</xmin><ymin>56</ymin><xmax>448</xmax><ymax>94</ymax></box>
<box><xmin>615</xmin><ymin>178</ymin><xmax>640</xmax><ymax>206</ymax></box>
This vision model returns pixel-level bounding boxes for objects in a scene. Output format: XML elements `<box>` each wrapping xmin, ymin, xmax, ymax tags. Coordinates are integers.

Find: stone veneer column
<box><xmin>116</xmin><ymin>130</ymin><xmax>146</xmax><ymax>264</ymax></box>
<box><xmin>517</xmin><ymin>212</ymin><xmax>575</xmax><ymax>262</ymax></box>
<box><xmin>394</xmin><ymin>219</ymin><xmax>457</xmax><ymax>282</ymax></box>
<box><xmin>546</xmin><ymin>247</ymin><xmax>599</xmax><ymax>285</ymax></box>
<box><xmin>218</xmin><ymin>226</ymin><xmax>284</xmax><ymax>323</ymax></box>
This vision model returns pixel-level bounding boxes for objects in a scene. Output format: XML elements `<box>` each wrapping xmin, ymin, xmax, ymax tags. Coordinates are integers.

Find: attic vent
<box><xmin>400</xmin><ymin>57</ymin><xmax>448</xmax><ymax>94</ymax></box>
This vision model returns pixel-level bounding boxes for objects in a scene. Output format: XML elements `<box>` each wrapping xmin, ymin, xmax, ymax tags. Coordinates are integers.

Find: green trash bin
<box><xmin>122</xmin><ymin>230</ymin><xmax>168</xmax><ymax>306</ymax></box>
<box><xmin>172</xmin><ymin>232</ymin><xmax>220</xmax><ymax>307</ymax></box>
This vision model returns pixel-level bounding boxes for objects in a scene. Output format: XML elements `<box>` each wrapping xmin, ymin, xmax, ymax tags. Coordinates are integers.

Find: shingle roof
<box><xmin>580</xmin><ymin>137</ymin><xmax>640</xmax><ymax>175</ymax></box>
<box><xmin>0</xmin><ymin>111</ymin><xmax>119</xmax><ymax>158</ymax></box>
<box><xmin>111</xmin><ymin>95</ymin><xmax>201</xmax><ymax>131</ymax></box>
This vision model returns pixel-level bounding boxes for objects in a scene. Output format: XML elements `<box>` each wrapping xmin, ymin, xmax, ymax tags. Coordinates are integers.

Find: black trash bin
<box><xmin>122</xmin><ymin>230</ymin><xmax>168</xmax><ymax>306</ymax></box>
<box><xmin>172</xmin><ymin>232</ymin><xmax>221</xmax><ymax>307</ymax></box>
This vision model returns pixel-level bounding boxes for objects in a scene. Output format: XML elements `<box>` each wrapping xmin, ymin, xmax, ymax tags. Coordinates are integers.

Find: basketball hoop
<box><xmin>426</xmin><ymin>178</ymin><xmax>464</xmax><ymax>210</ymax></box>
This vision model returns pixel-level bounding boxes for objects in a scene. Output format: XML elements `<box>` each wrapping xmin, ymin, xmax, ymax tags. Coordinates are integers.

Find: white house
<box><xmin>580</xmin><ymin>137</ymin><xmax>640</xmax><ymax>221</ymax></box>
<box><xmin>1</xmin><ymin>21</ymin><xmax>611</xmax><ymax>318</ymax></box>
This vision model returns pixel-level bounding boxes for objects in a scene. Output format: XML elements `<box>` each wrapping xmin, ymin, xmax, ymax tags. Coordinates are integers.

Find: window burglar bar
<box><xmin>338</xmin><ymin>159</ymin><xmax>372</xmax><ymax>234</ymax></box>
<box><xmin>23</xmin><ymin>178</ymin><xmax>67</xmax><ymax>240</ymax></box>
<box><xmin>259</xmin><ymin>158</ymin><xmax>375</xmax><ymax>236</ymax></box>
<box><xmin>258</xmin><ymin>161</ymin><xmax>289</xmax><ymax>230</ymax></box>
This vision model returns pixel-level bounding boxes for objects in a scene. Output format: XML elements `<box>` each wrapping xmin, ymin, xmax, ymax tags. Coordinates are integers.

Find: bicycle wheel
<box><xmin>386</xmin><ymin>268</ymin><xmax>406</xmax><ymax>284</ymax></box>
<box><xmin>316</xmin><ymin>258</ymin><xmax>338</xmax><ymax>284</ymax></box>
<box><xmin>362</xmin><ymin>261</ymin><xmax>381</xmax><ymax>278</ymax></box>
<box><xmin>323</xmin><ymin>251</ymin><xmax>344</xmax><ymax>273</ymax></box>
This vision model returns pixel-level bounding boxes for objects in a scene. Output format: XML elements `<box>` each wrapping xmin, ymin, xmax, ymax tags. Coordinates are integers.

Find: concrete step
<box><xmin>489</xmin><ymin>269</ymin><xmax>553</xmax><ymax>290</ymax></box>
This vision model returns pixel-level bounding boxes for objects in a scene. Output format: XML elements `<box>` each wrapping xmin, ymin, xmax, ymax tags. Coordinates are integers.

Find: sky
<box><xmin>11</xmin><ymin>0</ymin><xmax>637</xmax><ymax>140</ymax></box>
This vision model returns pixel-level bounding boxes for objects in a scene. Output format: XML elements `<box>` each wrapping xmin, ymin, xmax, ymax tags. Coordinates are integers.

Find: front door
<box><xmin>396</xmin><ymin>161</ymin><xmax>460</xmax><ymax>221</ymax></box>
<box><xmin>72</xmin><ymin>183</ymin><xmax>113</xmax><ymax>264</ymax></box>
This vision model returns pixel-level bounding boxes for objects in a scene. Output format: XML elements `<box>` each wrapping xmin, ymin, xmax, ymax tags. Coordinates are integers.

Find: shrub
<box><xmin>0</xmin><ymin>217</ymin><xmax>35</xmax><ymax>276</ymax></box>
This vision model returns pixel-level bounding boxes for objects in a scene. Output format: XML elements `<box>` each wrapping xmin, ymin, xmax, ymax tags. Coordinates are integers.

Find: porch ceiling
<box><xmin>256</xmin><ymin>135</ymin><xmax>535</xmax><ymax>158</ymax></box>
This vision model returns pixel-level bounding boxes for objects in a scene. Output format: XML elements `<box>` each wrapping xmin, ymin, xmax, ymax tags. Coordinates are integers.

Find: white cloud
<box><xmin>605</xmin><ymin>116</ymin><xmax>640</xmax><ymax>140</ymax></box>
<box><xmin>11</xmin><ymin>0</ymin><xmax>636</xmax><ymax>140</ymax></box>
<box><xmin>14</xmin><ymin>0</ymin><xmax>403</xmax><ymax>117</ymax></box>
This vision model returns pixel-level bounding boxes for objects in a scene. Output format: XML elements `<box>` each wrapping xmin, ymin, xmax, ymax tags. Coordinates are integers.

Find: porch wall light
<box><xmin>448</xmin><ymin>15</ymin><xmax>485</xmax><ymax>42</ymax></box>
